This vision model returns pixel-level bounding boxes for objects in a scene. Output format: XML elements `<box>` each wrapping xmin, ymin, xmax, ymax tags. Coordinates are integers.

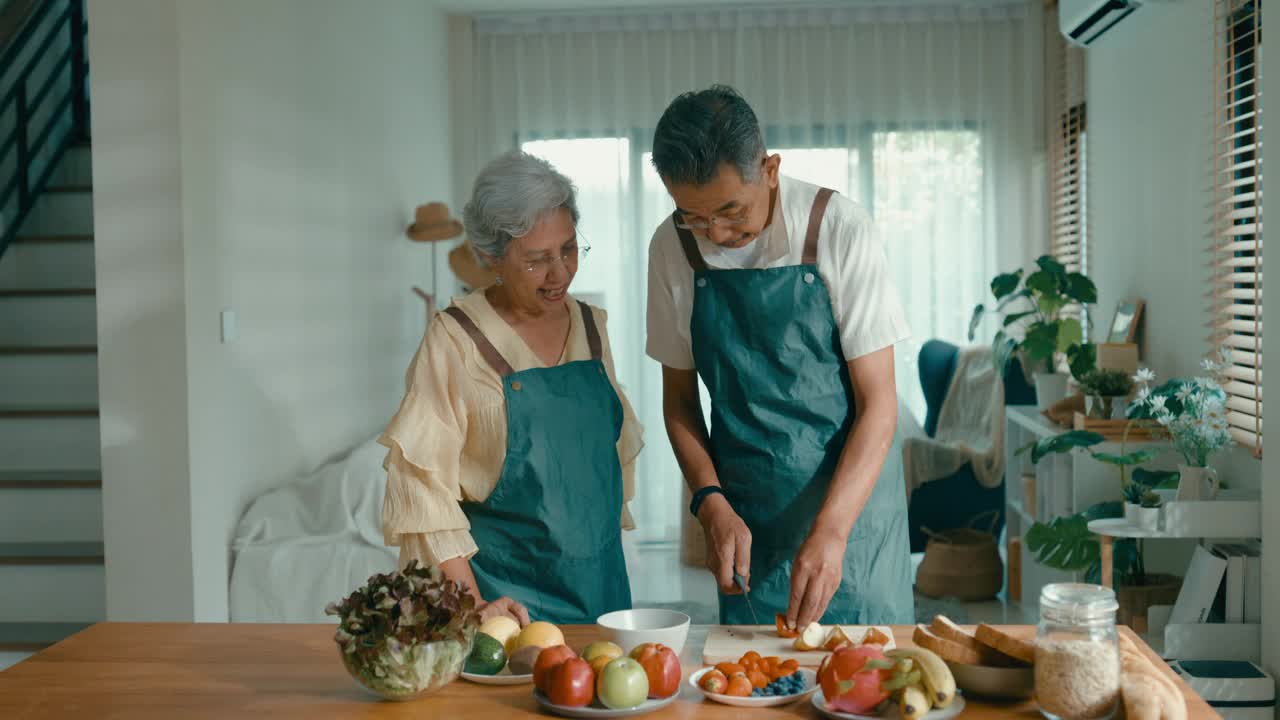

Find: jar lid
<box><xmin>1040</xmin><ymin>583</ymin><xmax>1119</xmax><ymax>622</ymax></box>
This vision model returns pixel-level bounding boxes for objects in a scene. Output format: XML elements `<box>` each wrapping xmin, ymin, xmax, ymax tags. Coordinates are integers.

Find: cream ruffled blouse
<box><xmin>380</xmin><ymin>290</ymin><xmax>644</xmax><ymax>568</ymax></box>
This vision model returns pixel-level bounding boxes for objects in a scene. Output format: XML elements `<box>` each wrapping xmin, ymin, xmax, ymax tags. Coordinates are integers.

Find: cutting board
<box><xmin>701</xmin><ymin>624</ymin><xmax>896</xmax><ymax>667</ymax></box>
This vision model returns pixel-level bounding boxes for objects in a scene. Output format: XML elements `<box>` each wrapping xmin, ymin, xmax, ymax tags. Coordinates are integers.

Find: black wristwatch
<box><xmin>689</xmin><ymin>486</ymin><xmax>726</xmax><ymax>518</ymax></box>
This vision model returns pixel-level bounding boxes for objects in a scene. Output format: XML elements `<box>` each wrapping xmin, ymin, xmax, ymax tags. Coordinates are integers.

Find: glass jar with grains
<box><xmin>1035</xmin><ymin>583</ymin><xmax>1120</xmax><ymax>720</ymax></box>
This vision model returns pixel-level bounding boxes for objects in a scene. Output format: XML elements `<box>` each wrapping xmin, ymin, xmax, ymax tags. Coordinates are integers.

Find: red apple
<box><xmin>629</xmin><ymin>642</ymin><xmax>681</xmax><ymax>699</ymax></box>
<box><xmin>533</xmin><ymin>645</ymin><xmax>577</xmax><ymax>694</ymax></box>
<box><xmin>548</xmin><ymin>657</ymin><xmax>595</xmax><ymax>707</ymax></box>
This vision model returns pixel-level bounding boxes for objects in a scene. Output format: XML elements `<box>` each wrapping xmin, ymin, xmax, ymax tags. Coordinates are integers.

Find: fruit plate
<box><xmin>460</xmin><ymin>667</ymin><xmax>534</xmax><ymax>685</ymax></box>
<box><xmin>812</xmin><ymin>689</ymin><xmax>966</xmax><ymax>720</ymax></box>
<box><xmin>532</xmin><ymin>689</ymin><xmax>679</xmax><ymax>718</ymax></box>
<box><xmin>689</xmin><ymin>667</ymin><xmax>820</xmax><ymax>707</ymax></box>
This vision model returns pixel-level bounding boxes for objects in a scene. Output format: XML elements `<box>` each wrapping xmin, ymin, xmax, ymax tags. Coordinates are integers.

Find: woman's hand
<box><xmin>478</xmin><ymin>596</ymin><xmax>531</xmax><ymax>627</ymax></box>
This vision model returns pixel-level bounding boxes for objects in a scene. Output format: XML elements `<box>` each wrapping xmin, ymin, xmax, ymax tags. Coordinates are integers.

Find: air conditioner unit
<box><xmin>1059</xmin><ymin>0</ymin><xmax>1142</xmax><ymax>47</ymax></box>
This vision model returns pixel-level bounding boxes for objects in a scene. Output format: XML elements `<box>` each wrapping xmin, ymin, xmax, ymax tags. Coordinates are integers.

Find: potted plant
<box><xmin>325</xmin><ymin>560</ymin><xmax>480</xmax><ymax>701</ymax></box>
<box><xmin>1078</xmin><ymin>368</ymin><xmax>1134</xmax><ymax>420</ymax></box>
<box><xmin>969</xmin><ymin>255</ymin><xmax>1097</xmax><ymax>410</ymax></box>
<box><xmin>1020</xmin><ymin>432</ymin><xmax>1180</xmax><ymax>633</ymax></box>
<box><xmin>1128</xmin><ymin>351</ymin><xmax>1235</xmax><ymax>501</ymax></box>
<box><xmin>1122</xmin><ymin>483</ymin><xmax>1163</xmax><ymax>531</ymax></box>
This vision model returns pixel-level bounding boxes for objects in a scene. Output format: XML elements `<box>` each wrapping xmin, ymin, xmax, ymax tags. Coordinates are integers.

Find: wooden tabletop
<box><xmin>0</xmin><ymin>623</ymin><xmax>1215</xmax><ymax>719</ymax></box>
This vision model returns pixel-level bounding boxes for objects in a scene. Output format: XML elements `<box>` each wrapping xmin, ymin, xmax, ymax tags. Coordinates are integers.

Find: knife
<box><xmin>733</xmin><ymin>572</ymin><xmax>759</xmax><ymax>626</ymax></box>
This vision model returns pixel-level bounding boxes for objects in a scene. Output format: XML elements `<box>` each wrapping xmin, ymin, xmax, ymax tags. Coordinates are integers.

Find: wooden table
<box><xmin>0</xmin><ymin>623</ymin><xmax>1216</xmax><ymax>719</ymax></box>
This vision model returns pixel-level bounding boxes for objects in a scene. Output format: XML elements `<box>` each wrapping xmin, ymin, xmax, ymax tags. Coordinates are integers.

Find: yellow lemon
<box><xmin>478</xmin><ymin>616</ymin><xmax>522</xmax><ymax>654</ymax></box>
<box><xmin>511</xmin><ymin>621</ymin><xmax>565</xmax><ymax>654</ymax></box>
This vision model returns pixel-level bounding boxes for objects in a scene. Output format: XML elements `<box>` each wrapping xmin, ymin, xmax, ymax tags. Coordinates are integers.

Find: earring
<box><xmin>495</xmin><ymin>276</ymin><xmax>504</xmax><ymax>286</ymax></box>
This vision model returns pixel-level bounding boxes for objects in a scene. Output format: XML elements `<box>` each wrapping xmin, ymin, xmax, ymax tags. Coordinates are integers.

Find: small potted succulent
<box><xmin>1122</xmin><ymin>483</ymin><xmax>1163</xmax><ymax>531</ymax></box>
<box><xmin>325</xmin><ymin>560</ymin><xmax>480</xmax><ymax>701</ymax></box>
<box><xmin>1078</xmin><ymin>368</ymin><xmax>1134</xmax><ymax>420</ymax></box>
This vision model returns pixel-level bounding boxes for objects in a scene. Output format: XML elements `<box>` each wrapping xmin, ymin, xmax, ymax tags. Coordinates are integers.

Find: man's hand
<box><xmin>785</xmin><ymin>527</ymin><xmax>847</xmax><ymax>629</ymax></box>
<box><xmin>699</xmin><ymin>494</ymin><xmax>752</xmax><ymax>595</ymax></box>
<box><xmin>478</xmin><ymin>596</ymin><xmax>531</xmax><ymax>626</ymax></box>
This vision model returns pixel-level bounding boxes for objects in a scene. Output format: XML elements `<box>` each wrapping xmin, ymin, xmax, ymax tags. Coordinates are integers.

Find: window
<box><xmin>1211</xmin><ymin>0</ymin><xmax>1263</xmax><ymax>455</ymax></box>
<box><xmin>525</xmin><ymin>127</ymin><xmax>984</xmax><ymax>428</ymax></box>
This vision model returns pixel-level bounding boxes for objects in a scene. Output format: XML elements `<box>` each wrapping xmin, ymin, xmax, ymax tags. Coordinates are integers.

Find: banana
<box><xmin>886</xmin><ymin>647</ymin><xmax>956</xmax><ymax>709</ymax></box>
<box><xmin>900</xmin><ymin>683</ymin><xmax>933</xmax><ymax>720</ymax></box>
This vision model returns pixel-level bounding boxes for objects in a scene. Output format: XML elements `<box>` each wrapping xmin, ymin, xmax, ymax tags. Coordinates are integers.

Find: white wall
<box><xmin>90</xmin><ymin>0</ymin><xmax>451</xmax><ymax>621</ymax></box>
<box><xmin>1086</xmin><ymin>1</ymin><xmax>1260</xmax><ymax>492</ymax></box>
<box><xmin>1087</xmin><ymin>0</ymin><xmax>1275</xmax><ymax>675</ymax></box>
<box><xmin>89</xmin><ymin>0</ymin><xmax>195</xmax><ymax>621</ymax></box>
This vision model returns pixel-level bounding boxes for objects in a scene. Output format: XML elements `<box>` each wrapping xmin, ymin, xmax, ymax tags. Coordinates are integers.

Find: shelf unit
<box><xmin>1090</xmin><ymin>502</ymin><xmax>1262</xmax><ymax>662</ymax></box>
<box><xmin>1004</xmin><ymin>405</ymin><xmax>1161</xmax><ymax>605</ymax></box>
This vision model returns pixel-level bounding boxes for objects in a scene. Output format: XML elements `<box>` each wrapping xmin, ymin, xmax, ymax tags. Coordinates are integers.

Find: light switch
<box><xmin>220</xmin><ymin>310</ymin><xmax>238</xmax><ymax>343</ymax></box>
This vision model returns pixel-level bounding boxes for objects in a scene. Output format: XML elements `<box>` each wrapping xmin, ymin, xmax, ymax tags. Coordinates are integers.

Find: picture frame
<box><xmin>1106</xmin><ymin>298</ymin><xmax>1145</xmax><ymax>344</ymax></box>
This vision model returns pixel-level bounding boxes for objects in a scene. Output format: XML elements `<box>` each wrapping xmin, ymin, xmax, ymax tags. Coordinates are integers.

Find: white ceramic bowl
<box><xmin>596</xmin><ymin>609</ymin><xmax>691</xmax><ymax>655</ymax></box>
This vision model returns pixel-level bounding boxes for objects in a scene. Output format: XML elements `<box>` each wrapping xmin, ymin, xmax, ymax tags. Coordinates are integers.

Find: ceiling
<box><xmin>438</xmin><ymin>0</ymin><xmax>1008</xmax><ymax>15</ymax></box>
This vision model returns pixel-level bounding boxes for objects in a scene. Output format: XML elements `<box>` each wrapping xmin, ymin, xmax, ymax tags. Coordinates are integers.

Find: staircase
<box><xmin>0</xmin><ymin>0</ymin><xmax>98</xmax><ymax>671</ymax></box>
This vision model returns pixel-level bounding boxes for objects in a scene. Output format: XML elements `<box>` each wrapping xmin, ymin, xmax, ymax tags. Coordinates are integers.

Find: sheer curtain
<box><xmin>449</xmin><ymin>2</ymin><xmax>1045</xmax><ymax>545</ymax></box>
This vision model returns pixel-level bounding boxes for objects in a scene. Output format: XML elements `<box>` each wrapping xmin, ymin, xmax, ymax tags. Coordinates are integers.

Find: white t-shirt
<box><xmin>645</xmin><ymin>175</ymin><xmax>910</xmax><ymax>370</ymax></box>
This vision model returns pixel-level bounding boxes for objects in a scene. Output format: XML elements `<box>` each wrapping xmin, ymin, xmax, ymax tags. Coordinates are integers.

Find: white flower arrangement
<box><xmin>1128</xmin><ymin>348</ymin><xmax>1235</xmax><ymax>468</ymax></box>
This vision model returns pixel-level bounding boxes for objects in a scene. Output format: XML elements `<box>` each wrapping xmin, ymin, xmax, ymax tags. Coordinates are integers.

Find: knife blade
<box><xmin>733</xmin><ymin>572</ymin><xmax>759</xmax><ymax>626</ymax></box>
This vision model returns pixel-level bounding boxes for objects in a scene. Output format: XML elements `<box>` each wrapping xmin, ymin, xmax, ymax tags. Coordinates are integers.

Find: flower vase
<box><xmin>1176</xmin><ymin>465</ymin><xmax>1220</xmax><ymax>501</ymax></box>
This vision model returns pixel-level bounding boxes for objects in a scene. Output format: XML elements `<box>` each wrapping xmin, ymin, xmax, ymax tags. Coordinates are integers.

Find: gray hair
<box><xmin>463</xmin><ymin>151</ymin><xmax>580</xmax><ymax>265</ymax></box>
<box><xmin>651</xmin><ymin>84</ymin><xmax>766</xmax><ymax>186</ymax></box>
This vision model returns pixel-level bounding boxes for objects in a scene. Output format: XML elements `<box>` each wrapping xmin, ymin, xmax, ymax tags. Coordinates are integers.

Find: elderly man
<box><xmin>646</xmin><ymin>86</ymin><xmax>913</xmax><ymax>629</ymax></box>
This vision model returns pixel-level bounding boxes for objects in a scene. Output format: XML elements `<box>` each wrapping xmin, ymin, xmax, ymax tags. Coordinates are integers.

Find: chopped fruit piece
<box><xmin>775</xmin><ymin>614</ymin><xmax>799</xmax><ymax>638</ymax></box>
<box><xmin>823</xmin><ymin>625</ymin><xmax>854</xmax><ymax>651</ymax></box>
<box><xmin>715</xmin><ymin>662</ymin><xmax>745</xmax><ymax>677</ymax></box>
<box><xmin>748</xmin><ymin>670</ymin><xmax>769</xmax><ymax>689</ymax></box>
<box><xmin>725</xmin><ymin>675</ymin><xmax>754</xmax><ymax>697</ymax></box>
<box><xmin>794</xmin><ymin>621</ymin><xmax>827</xmax><ymax>651</ymax></box>
<box><xmin>863</xmin><ymin>627</ymin><xmax>891</xmax><ymax>647</ymax></box>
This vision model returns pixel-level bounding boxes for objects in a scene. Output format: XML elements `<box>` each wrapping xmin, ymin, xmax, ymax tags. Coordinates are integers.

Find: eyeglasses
<box><xmin>674</xmin><ymin>207</ymin><xmax>752</xmax><ymax>231</ymax></box>
<box><xmin>672</xmin><ymin>158</ymin><xmax>770</xmax><ymax>231</ymax></box>
<box><xmin>520</xmin><ymin>240</ymin><xmax>590</xmax><ymax>274</ymax></box>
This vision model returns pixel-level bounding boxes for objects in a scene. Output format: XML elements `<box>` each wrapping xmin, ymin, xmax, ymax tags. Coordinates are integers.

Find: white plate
<box><xmin>460</xmin><ymin>666</ymin><xmax>534</xmax><ymax>685</ymax></box>
<box><xmin>812</xmin><ymin>689</ymin><xmax>966</xmax><ymax>720</ymax></box>
<box><xmin>532</xmin><ymin>689</ymin><xmax>679</xmax><ymax>718</ymax></box>
<box><xmin>688</xmin><ymin>667</ymin><xmax>820</xmax><ymax>707</ymax></box>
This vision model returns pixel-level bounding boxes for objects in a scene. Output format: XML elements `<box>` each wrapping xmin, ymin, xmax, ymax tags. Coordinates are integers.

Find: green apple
<box><xmin>581</xmin><ymin>641</ymin><xmax>624</xmax><ymax>663</ymax></box>
<box><xmin>597</xmin><ymin>657</ymin><xmax>649</xmax><ymax>710</ymax></box>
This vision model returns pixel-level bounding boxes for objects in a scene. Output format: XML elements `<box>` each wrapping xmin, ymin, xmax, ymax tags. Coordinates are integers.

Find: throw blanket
<box><xmin>229</xmin><ymin>435</ymin><xmax>397</xmax><ymax>621</ymax></box>
<box><xmin>901</xmin><ymin>347</ymin><xmax>1006</xmax><ymax>497</ymax></box>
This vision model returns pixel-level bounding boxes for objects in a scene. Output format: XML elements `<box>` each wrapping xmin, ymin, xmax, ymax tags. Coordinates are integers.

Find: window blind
<box><xmin>1212</xmin><ymin>0</ymin><xmax>1263</xmax><ymax>455</ymax></box>
<box><xmin>1046</xmin><ymin>2</ymin><xmax>1087</xmax><ymax>275</ymax></box>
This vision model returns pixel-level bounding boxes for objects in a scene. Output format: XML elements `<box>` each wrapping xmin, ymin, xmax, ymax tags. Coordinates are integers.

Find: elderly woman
<box><xmin>380</xmin><ymin>151</ymin><xmax>644</xmax><ymax>626</ymax></box>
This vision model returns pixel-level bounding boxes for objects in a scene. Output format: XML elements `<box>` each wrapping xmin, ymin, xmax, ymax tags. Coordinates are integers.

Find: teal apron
<box><xmin>675</xmin><ymin>188</ymin><xmax>914</xmax><ymax>625</ymax></box>
<box><xmin>444</xmin><ymin>302</ymin><xmax>631</xmax><ymax>624</ymax></box>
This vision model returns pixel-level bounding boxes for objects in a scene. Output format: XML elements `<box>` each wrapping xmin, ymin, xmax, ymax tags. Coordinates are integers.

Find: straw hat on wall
<box><xmin>406</xmin><ymin>202</ymin><xmax>463</xmax><ymax>242</ymax></box>
<box><xmin>448</xmin><ymin>241</ymin><xmax>497</xmax><ymax>289</ymax></box>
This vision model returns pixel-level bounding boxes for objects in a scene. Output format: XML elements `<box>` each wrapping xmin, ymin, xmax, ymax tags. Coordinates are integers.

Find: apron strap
<box><xmin>443</xmin><ymin>306</ymin><xmax>515</xmax><ymax>377</ymax></box>
<box><xmin>577</xmin><ymin>300</ymin><xmax>603</xmax><ymax>361</ymax></box>
<box><xmin>802</xmin><ymin>187</ymin><xmax>835</xmax><ymax>265</ymax></box>
<box><xmin>671</xmin><ymin>212</ymin><xmax>710</xmax><ymax>272</ymax></box>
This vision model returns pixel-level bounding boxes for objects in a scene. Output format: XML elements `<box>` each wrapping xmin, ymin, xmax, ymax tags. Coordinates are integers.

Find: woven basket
<box><xmin>915</xmin><ymin>514</ymin><xmax>1004</xmax><ymax>601</ymax></box>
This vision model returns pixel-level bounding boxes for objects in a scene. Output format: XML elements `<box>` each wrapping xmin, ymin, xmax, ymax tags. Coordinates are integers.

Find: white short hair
<box><xmin>463</xmin><ymin>151</ymin><xmax>580</xmax><ymax>265</ymax></box>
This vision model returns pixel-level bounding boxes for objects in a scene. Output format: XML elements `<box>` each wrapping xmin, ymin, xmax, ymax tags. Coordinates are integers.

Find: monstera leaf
<box><xmin>1092</xmin><ymin>449</ymin><xmax>1160</xmax><ymax>466</ymax></box>
<box><xmin>1026</xmin><ymin>514</ymin><xmax>1098</xmax><ymax>572</ymax></box>
<box><xmin>1131</xmin><ymin>467</ymin><xmax>1180</xmax><ymax>490</ymax></box>
<box><xmin>1017</xmin><ymin>430</ymin><xmax>1106</xmax><ymax>464</ymax></box>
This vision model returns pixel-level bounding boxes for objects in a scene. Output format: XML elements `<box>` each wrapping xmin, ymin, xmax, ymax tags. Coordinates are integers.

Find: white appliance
<box><xmin>1059</xmin><ymin>0</ymin><xmax>1142</xmax><ymax>46</ymax></box>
